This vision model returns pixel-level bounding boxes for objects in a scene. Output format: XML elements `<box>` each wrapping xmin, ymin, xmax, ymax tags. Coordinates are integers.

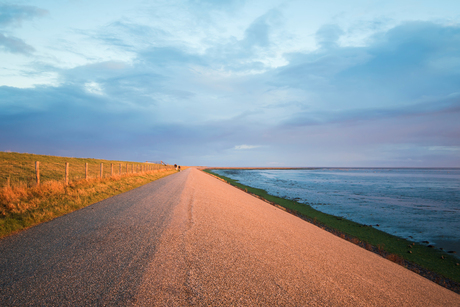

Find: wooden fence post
<box><xmin>111</xmin><ymin>163</ymin><xmax>113</xmax><ymax>177</ymax></box>
<box><xmin>65</xmin><ymin>162</ymin><xmax>69</xmax><ymax>185</ymax></box>
<box><xmin>35</xmin><ymin>161</ymin><xmax>40</xmax><ymax>186</ymax></box>
<box><xmin>100</xmin><ymin>163</ymin><xmax>103</xmax><ymax>179</ymax></box>
<box><xmin>7</xmin><ymin>176</ymin><xmax>10</xmax><ymax>188</ymax></box>
<box><xmin>131</xmin><ymin>164</ymin><xmax>134</xmax><ymax>173</ymax></box>
<box><xmin>85</xmin><ymin>163</ymin><xmax>88</xmax><ymax>181</ymax></box>
<box><xmin>119</xmin><ymin>164</ymin><xmax>121</xmax><ymax>175</ymax></box>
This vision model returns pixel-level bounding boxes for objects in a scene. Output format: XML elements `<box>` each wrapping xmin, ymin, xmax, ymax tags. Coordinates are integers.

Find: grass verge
<box><xmin>1</xmin><ymin>169</ymin><xmax>177</xmax><ymax>238</ymax></box>
<box><xmin>204</xmin><ymin>169</ymin><xmax>460</xmax><ymax>293</ymax></box>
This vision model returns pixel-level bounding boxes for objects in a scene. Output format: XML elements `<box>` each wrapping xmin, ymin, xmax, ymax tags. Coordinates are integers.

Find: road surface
<box><xmin>1</xmin><ymin>168</ymin><xmax>459</xmax><ymax>306</ymax></box>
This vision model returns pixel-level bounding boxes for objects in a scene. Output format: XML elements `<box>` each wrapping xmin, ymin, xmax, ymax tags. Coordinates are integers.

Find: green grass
<box><xmin>204</xmin><ymin>169</ymin><xmax>460</xmax><ymax>285</ymax></box>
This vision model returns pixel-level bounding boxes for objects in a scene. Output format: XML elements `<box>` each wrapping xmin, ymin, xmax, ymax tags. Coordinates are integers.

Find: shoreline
<box><xmin>207</xmin><ymin>167</ymin><xmax>460</xmax><ymax>170</ymax></box>
<box><xmin>203</xmin><ymin>169</ymin><xmax>460</xmax><ymax>294</ymax></box>
<box><xmin>208</xmin><ymin>167</ymin><xmax>460</xmax><ymax>258</ymax></box>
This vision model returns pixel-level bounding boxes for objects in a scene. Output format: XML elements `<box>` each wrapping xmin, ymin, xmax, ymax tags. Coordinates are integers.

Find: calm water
<box><xmin>213</xmin><ymin>168</ymin><xmax>460</xmax><ymax>253</ymax></box>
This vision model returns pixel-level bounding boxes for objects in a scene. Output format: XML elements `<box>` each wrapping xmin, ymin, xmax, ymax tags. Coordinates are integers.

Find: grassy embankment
<box><xmin>0</xmin><ymin>152</ymin><xmax>176</xmax><ymax>238</ymax></box>
<box><xmin>204</xmin><ymin>169</ymin><xmax>460</xmax><ymax>289</ymax></box>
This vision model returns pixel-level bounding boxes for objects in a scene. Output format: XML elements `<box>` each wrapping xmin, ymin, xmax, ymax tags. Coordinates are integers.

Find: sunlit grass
<box><xmin>0</xmin><ymin>151</ymin><xmax>169</xmax><ymax>187</ymax></box>
<box><xmin>0</xmin><ymin>152</ymin><xmax>176</xmax><ymax>237</ymax></box>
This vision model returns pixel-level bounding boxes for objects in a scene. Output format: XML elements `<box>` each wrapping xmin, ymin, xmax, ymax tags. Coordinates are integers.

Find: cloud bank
<box><xmin>1</xmin><ymin>1</ymin><xmax>459</xmax><ymax>167</ymax></box>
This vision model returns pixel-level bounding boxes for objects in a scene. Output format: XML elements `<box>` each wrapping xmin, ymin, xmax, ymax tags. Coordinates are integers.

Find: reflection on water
<box><xmin>214</xmin><ymin>168</ymin><xmax>460</xmax><ymax>253</ymax></box>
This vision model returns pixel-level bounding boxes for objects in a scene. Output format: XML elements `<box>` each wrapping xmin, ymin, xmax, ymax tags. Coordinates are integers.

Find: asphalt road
<box><xmin>0</xmin><ymin>170</ymin><xmax>188</xmax><ymax>306</ymax></box>
<box><xmin>1</xmin><ymin>168</ymin><xmax>459</xmax><ymax>306</ymax></box>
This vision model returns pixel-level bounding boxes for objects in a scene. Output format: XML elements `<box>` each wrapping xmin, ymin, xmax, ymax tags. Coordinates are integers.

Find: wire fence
<box><xmin>2</xmin><ymin>161</ymin><xmax>174</xmax><ymax>188</ymax></box>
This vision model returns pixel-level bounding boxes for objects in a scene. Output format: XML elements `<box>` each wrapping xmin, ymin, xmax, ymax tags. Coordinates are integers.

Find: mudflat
<box><xmin>1</xmin><ymin>167</ymin><xmax>459</xmax><ymax>306</ymax></box>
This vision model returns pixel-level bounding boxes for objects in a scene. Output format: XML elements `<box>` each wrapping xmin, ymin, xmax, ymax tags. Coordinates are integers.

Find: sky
<box><xmin>1</xmin><ymin>0</ymin><xmax>460</xmax><ymax>167</ymax></box>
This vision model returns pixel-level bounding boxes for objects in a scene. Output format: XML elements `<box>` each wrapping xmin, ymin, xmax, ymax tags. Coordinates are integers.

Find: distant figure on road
<box><xmin>178</xmin><ymin>166</ymin><xmax>181</xmax><ymax>172</ymax></box>
<box><xmin>174</xmin><ymin>164</ymin><xmax>177</xmax><ymax>170</ymax></box>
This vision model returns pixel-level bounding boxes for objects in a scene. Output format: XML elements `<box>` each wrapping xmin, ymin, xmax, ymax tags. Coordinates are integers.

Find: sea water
<box><xmin>213</xmin><ymin>168</ymin><xmax>460</xmax><ymax>254</ymax></box>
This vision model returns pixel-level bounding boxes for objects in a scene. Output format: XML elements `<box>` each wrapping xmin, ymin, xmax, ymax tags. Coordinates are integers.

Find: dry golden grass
<box><xmin>0</xmin><ymin>151</ymin><xmax>172</xmax><ymax>187</ymax></box>
<box><xmin>386</xmin><ymin>253</ymin><xmax>406</xmax><ymax>265</ymax></box>
<box><xmin>350</xmin><ymin>237</ymin><xmax>361</xmax><ymax>245</ymax></box>
<box><xmin>0</xmin><ymin>169</ymin><xmax>177</xmax><ymax>237</ymax></box>
<box><xmin>0</xmin><ymin>151</ymin><xmax>178</xmax><ymax>238</ymax></box>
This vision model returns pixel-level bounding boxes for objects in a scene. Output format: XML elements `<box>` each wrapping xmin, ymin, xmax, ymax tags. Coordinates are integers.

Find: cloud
<box><xmin>315</xmin><ymin>24</ymin><xmax>344</xmax><ymax>49</ymax></box>
<box><xmin>234</xmin><ymin>145</ymin><xmax>260</xmax><ymax>150</ymax></box>
<box><xmin>242</xmin><ymin>13</ymin><xmax>271</xmax><ymax>48</ymax></box>
<box><xmin>139</xmin><ymin>47</ymin><xmax>205</xmax><ymax>67</ymax></box>
<box><xmin>0</xmin><ymin>33</ymin><xmax>35</xmax><ymax>54</ymax></box>
<box><xmin>275</xmin><ymin>21</ymin><xmax>460</xmax><ymax>122</ymax></box>
<box><xmin>0</xmin><ymin>84</ymin><xmax>155</xmax><ymax>159</ymax></box>
<box><xmin>429</xmin><ymin>146</ymin><xmax>460</xmax><ymax>152</ymax></box>
<box><xmin>84</xmin><ymin>82</ymin><xmax>104</xmax><ymax>95</ymax></box>
<box><xmin>92</xmin><ymin>20</ymin><xmax>170</xmax><ymax>51</ymax></box>
<box><xmin>200</xmin><ymin>9</ymin><xmax>282</xmax><ymax>72</ymax></box>
<box><xmin>0</xmin><ymin>4</ymin><xmax>48</xmax><ymax>28</ymax></box>
<box><xmin>0</xmin><ymin>83</ymin><xmax>245</xmax><ymax>163</ymax></box>
<box><xmin>188</xmin><ymin>0</ymin><xmax>243</xmax><ymax>9</ymax></box>
<box><xmin>0</xmin><ymin>4</ymin><xmax>47</xmax><ymax>55</ymax></box>
<box><xmin>2</xmin><ymin>12</ymin><xmax>460</xmax><ymax>167</ymax></box>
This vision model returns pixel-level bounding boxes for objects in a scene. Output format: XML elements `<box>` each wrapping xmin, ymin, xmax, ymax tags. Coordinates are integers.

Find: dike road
<box><xmin>1</xmin><ymin>168</ymin><xmax>459</xmax><ymax>306</ymax></box>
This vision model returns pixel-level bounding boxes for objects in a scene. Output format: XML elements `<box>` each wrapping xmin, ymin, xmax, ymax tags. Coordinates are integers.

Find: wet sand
<box><xmin>135</xmin><ymin>168</ymin><xmax>460</xmax><ymax>306</ymax></box>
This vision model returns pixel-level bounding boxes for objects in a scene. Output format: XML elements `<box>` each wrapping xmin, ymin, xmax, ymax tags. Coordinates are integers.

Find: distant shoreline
<box><xmin>206</xmin><ymin>167</ymin><xmax>460</xmax><ymax>170</ymax></box>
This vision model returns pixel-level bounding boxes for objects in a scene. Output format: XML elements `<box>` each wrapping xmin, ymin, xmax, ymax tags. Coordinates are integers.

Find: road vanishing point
<box><xmin>1</xmin><ymin>168</ymin><xmax>459</xmax><ymax>306</ymax></box>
